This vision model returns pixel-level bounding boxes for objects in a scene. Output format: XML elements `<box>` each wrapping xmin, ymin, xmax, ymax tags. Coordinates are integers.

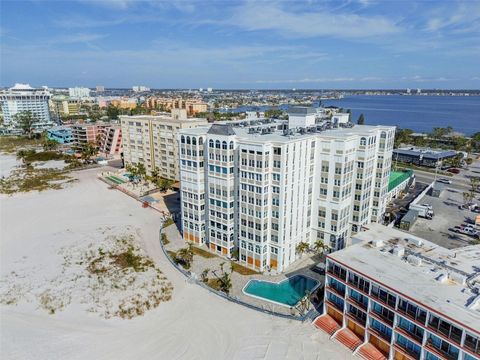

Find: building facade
<box><xmin>68</xmin><ymin>87</ymin><xmax>91</xmax><ymax>99</ymax></box>
<box><xmin>316</xmin><ymin>224</ymin><xmax>480</xmax><ymax>360</ymax></box>
<box><xmin>47</xmin><ymin>127</ymin><xmax>74</xmax><ymax>144</ymax></box>
<box><xmin>120</xmin><ymin>110</ymin><xmax>208</xmax><ymax>180</ymax></box>
<box><xmin>178</xmin><ymin>109</ymin><xmax>395</xmax><ymax>272</ymax></box>
<box><xmin>100</xmin><ymin>125</ymin><xmax>122</xmax><ymax>156</ymax></box>
<box><xmin>145</xmin><ymin>97</ymin><xmax>208</xmax><ymax>116</ymax></box>
<box><xmin>0</xmin><ymin>83</ymin><xmax>51</xmax><ymax>125</ymax></box>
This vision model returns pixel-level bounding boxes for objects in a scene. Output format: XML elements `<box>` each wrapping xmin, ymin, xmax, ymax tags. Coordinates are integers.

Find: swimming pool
<box><xmin>243</xmin><ymin>275</ymin><xmax>319</xmax><ymax>307</ymax></box>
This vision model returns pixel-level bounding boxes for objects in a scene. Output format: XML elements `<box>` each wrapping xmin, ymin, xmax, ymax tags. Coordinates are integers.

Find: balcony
<box><xmin>326</xmin><ymin>284</ymin><xmax>345</xmax><ymax>298</ymax></box>
<box><xmin>370</xmin><ymin>309</ymin><xmax>394</xmax><ymax>327</ymax></box>
<box><xmin>427</xmin><ymin>324</ymin><xmax>462</xmax><ymax>346</ymax></box>
<box><xmin>346</xmin><ymin>310</ymin><xmax>366</xmax><ymax>327</ymax></box>
<box><xmin>325</xmin><ymin>299</ymin><xmax>344</xmax><ymax>313</ymax></box>
<box><xmin>370</xmin><ymin>293</ymin><xmax>396</xmax><ymax>310</ymax></box>
<box><xmin>393</xmin><ymin>343</ymin><xmax>421</xmax><ymax>360</ymax></box>
<box><xmin>395</xmin><ymin>326</ymin><xmax>423</xmax><ymax>345</ymax></box>
<box><xmin>346</xmin><ymin>295</ymin><xmax>368</xmax><ymax>311</ymax></box>
<box><xmin>425</xmin><ymin>342</ymin><xmax>458</xmax><ymax>360</ymax></box>
<box><xmin>397</xmin><ymin>308</ymin><xmax>427</xmax><ymax>327</ymax></box>
<box><xmin>368</xmin><ymin>327</ymin><xmax>392</xmax><ymax>344</ymax></box>
<box><xmin>327</xmin><ymin>268</ymin><xmax>347</xmax><ymax>282</ymax></box>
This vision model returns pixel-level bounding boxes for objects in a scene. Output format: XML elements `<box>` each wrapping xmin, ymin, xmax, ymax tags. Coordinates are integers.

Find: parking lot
<box><xmin>408</xmin><ymin>185</ymin><xmax>479</xmax><ymax>249</ymax></box>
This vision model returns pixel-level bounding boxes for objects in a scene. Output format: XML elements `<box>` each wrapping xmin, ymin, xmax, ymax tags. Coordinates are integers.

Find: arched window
<box><xmin>192</xmin><ymin>137</ymin><xmax>197</xmax><ymax>145</ymax></box>
<box><xmin>215</xmin><ymin>140</ymin><xmax>221</xmax><ymax>149</ymax></box>
<box><xmin>180</xmin><ymin>135</ymin><xmax>185</xmax><ymax>144</ymax></box>
<box><xmin>209</xmin><ymin>139</ymin><xmax>214</xmax><ymax>148</ymax></box>
<box><xmin>186</xmin><ymin>136</ymin><xmax>191</xmax><ymax>145</ymax></box>
<box><xmin>222</xmin><ymin>141</ymin><xmax>227</xmax><ymax>149</ymax></box>
<box><xmin>360</xmin><ymin>137</ymin><xmax>366</xmax><ymax>146</ymax></box>
<box><xmin>199</xmin><ymin>137</ymin><xmax>203</xmax><ymax>145</ymax></box>
<box><xmin>380</xmin><ymin>131</ymin><xmax>387</xmax><ymax>139</ymax></box>
<box><xmin>229</xmin><ymin>141</ymin><xmax>234</xmax><ymax>149</ymax></box>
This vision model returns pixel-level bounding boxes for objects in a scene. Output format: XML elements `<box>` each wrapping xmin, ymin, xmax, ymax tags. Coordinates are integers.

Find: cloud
<box><xmin>50</xmin><ymin>33</ymin><xmax>107</xmax><ymax>44</ymax></box>
<box><xmin>229</xmin><ymin>2</ymin><xmax>401</xmax><ymax>39</ymax></box>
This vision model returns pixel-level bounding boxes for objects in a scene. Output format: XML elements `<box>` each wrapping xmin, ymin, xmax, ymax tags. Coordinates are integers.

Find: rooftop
<box><xmin>330</xmin><ymin>223</ymin><xmax>480</xmax><ymax>333</ymax></box>
<box><xmin>182</xmin><ymin>116</ymin><xmax>394</xmax><ymax>143</ymax></box>
<box><xmin>393</xmin><ymin>147</ymin><xmax>457</xmax><ymax>159</ymax></box>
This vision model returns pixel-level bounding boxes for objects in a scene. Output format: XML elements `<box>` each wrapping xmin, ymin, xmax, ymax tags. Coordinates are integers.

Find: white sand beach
<box><xmin>0</xmin><ymin>168</ymin><xmax>352</xmax><ymax>360</ymax></box>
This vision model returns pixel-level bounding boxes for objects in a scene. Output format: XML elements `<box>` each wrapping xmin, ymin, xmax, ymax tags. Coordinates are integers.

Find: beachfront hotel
<box><xmin>178</xmin><ymin>108</ymin><xmax>395</xmax><ymax>272</ymax></box>
<box><xmin>0</xmin><ymin>83</ymin><xmax>51</xmax><ymax>125</ymax></box>
<box><xmin>120</xmin><ymin>109</ymin><xmax>208</xmax><ymax>180</ymax></box>
<box><xmin>315</xmin><ymin>223</ymin><xmax>480</xmax><ymax>360</ymax></box>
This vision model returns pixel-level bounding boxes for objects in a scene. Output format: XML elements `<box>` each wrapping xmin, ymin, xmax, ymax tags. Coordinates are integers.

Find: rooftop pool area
<box><xmin>243</xmin><ymin>275</ymin><xmax>319</xmax><ymax>307</ymax></box>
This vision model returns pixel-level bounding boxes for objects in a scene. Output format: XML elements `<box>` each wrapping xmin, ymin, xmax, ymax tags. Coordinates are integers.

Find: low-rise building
<box><xmin>393</xmin><ymin>147</ymin><xmax>458</xmax><ymax>168</ymax></box>
<box><xmin>316</xmin><ymin>223</ymin><xmax>480</xmax><ymax>360</ymax></box>
<box><xmin>47</xmin><ymin>127</ymin><xmax>74</xmax><ymax>144</ymax></box>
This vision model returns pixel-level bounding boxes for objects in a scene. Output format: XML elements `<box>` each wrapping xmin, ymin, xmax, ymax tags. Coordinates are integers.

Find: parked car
<box><xmin>437</xmin><ymin>178</ymin><xmax>452</xmax><ymax>184</ymax></box>
<box><xmin>421</xmin><ymin>203</ymin><xmax>433</xmax><ymax>210</ymax></box>
<box><xmin>447</xmin><ymin>168</ymin><xmax>461</xmax><ymax>174</ymax></box>
<box><xmin>453</xmin><ymin>225</ymin><xmax>479</xmax><ymax>238</ymax></box>
<box><xmin>310</xmin><ymin>263</ymin><xmax>326</xmax><ymax>275</ymax></box>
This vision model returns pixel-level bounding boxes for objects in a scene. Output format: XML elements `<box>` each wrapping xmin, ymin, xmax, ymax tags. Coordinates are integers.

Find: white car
<box><xmin>437</xmin><ymin>178</ymin><xmax>452</xmax><ymax>184</ymax></box>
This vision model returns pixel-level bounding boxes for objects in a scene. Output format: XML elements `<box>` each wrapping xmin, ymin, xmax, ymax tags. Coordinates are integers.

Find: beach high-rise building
<box><xmin>0</xmin><ymin>83</ymin><xmax>51</xmax><ymax>125</ymax></box>
<box><xmin>120</xmin><ymin>109</ymin><xmax>208</xmax><ymax>180</ymax></box>
<box><xmin>315</xmin><ymin>223</ymin><xmax>480</xmax><ymax>360</ymax></box>
<box><xmin>68</xmin><ymin>87</ymin><xmax>91</xmax><ymax>99</ymax></box>
<box><xmin>178</xmin><ymin>108</ymin><xmax>395</xmax><ymax>271</ymax></box>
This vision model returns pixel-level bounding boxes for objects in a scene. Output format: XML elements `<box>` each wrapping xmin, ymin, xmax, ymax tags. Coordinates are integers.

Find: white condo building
<box><xmin>68</xmin><ymin>87</ymin><xmax>91</xmax><ymax>99</ymax></box>
<box><xmin>0</xmin><ymin>83</ymin><xmax>51</xmax><ymax>125</ymax></box>
<box><xmin>178</xmin><ymin>108</ymin><xmax>395</xmax><ymax>272</ymax></box>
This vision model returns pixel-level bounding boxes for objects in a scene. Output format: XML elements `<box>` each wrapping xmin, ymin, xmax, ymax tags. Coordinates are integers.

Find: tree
<box><xmin>466</xmin><ymin>158</ymin><xmax>473</xmax><ymax>165</ymax></box>
<box><xmin>213</xmin><ymin>262</ymin><xmax>233</xmax><ymax>295</ymax></box>
<box><xmin>80</xmin><ymin>142</ymin><xmax>98</xmax><ymax>163</ymax></box>
<box><xmin>463</xmin><ymin>192</ymin><xmax>472</xmax><ymax>206</ymax></box>
<box><xmin>264</xmin><ymin>109</ymin><xmax>284</xmax><ymax>118</ymax></box>
<box><xmin>471</xmin><ymin>177</ymin><xmax>480</xmax><ymax>197</ymax></box>
<box><xmin>156</xmin><ymin>177</ymin><xmax>174</xmax><ymax>192</ymax></box>
<box><xmin>175</xmin><ymin>244</ymin><xmax>194</xmax><ymax>269</ymax></box>
<box><xmin>200</xmin><ymin>268</ymin><xmax>210</xmax><ymax>283</ymax></box>
<box><xmin>13</xmin><ymin>111</ymin><xmax>36</xmax><ymax>138</ymax></box>
<box><xmin>42</xmin><ymin>133</ymin><xmax>59</xmax><ymax>151</ymax></box>
<box><xmin>149</xmin><ymin>167</ymin><xmax>160</xmax><ymax>183</ymax></box>
<box><xmin>295</xmin><ymin>241</ymin><xmax>310</xmax><ymax>258</ymax></box>
<box><xmin>135</xmin><ymin>162</ymin><xmax>147</xmax><ymax>180</ymax></box>
<box><xmin>312</xmin><ymin>239</ymin><xmax>329</xmax><ymax>254</ymax></box>
<box><xmin>357</xmin><ymin>113</ymin><xmax>365</xmax><ymax>125</ymax></box>
<box><xmin>106</xmin><ymin>105</ymin><xmax>120</xmax><ymax>120</ymax></box>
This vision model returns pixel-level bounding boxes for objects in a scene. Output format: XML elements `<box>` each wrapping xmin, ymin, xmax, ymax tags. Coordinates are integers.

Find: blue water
<box><xmin>244</xmin><ymin>275</ymin><xmax>318</xmax><ymax>306</ymax></box>
<box><xmin>227</xmin><ymin>95</ymin><xmax>480</xmax><ymax>135</ymax></box>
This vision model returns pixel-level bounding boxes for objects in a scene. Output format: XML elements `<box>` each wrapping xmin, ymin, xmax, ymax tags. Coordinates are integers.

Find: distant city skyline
<box><xmin>1</xmin><ymin>0</ymin><xmax>479</xmax><ymax>89</ymax></box>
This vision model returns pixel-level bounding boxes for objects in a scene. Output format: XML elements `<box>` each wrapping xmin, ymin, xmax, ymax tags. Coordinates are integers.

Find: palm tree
<box><xmin>149</xmin><ymin>167</ymin><xmax>159</xmax><ymax>183</ymax></box>
<box><xmin>175</xmin><ymin>244</ymin><xmax>194</xmax><ymax>269</ymax></box>
<box><xmin>313</xmin><ymin>239</ymin><xmax>329</xmax><ymax>254</ymax></box>
<box><xmin>136</xmin><ymin>163</ymin><xmax>147</xmax><ymax>181</ymax></box>
<box><xmin>295</xmin><ymin>241</ymin><xmax>310</xmax><ymax>258</ymax></box>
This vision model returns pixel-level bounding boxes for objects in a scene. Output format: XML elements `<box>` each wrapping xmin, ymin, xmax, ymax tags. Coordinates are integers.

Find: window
<box><xmin>360</xmin><ymin>137</ymin><xmax>366</xmax><ymax>146</ymax></box>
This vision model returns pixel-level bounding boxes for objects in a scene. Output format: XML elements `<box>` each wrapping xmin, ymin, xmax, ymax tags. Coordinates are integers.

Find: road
<box><xmin>412</xmin><ymin>166</ymin><xmax>479</xmax><ymax>193</ymax></box>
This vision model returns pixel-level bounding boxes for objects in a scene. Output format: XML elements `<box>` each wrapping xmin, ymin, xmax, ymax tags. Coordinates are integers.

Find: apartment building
<box><xmin>71</xmin><ymin>123</ymin><xmax>103</xmax><ymax>150</ymax></box>
<box><xmin>178</xmin><ymin>108</ymin><xmax>395</xmax><ymax>272</ymax></box>
<box><xmin>0</xmin><ymin>83</ymin><xmax>51</xmax><ymax>125</ymax></box>
<box><xmin>100</xmin><ymin>125</ymin><xmax>122</xmax><ymax>156</ymax></box>
<box><xmin>120</xmin><ymin>109</ymin><xmax>208</xmax><ymax>180</ymax></box>
<box><xmin>145</xmin><ymin>97</ymin><xmax>208</xmax><ymax>116</ymax></box>
<box><xmin>316</xmin><ymin>223</ymin><xmax>480</xmax><ymax>360</ymax></box>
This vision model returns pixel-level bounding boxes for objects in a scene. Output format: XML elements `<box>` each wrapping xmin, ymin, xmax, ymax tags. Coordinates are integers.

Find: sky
<box><xmin>1</xmin><ymin>0</ymin><xmax>480</xmax><ymax>89</ymax></box>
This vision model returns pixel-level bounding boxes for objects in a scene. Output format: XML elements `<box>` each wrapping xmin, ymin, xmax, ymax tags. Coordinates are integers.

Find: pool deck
<box><xmin>163</xmin><ymin>223</ymin><xmax>325</xmax><ymax>316</ymax></box>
